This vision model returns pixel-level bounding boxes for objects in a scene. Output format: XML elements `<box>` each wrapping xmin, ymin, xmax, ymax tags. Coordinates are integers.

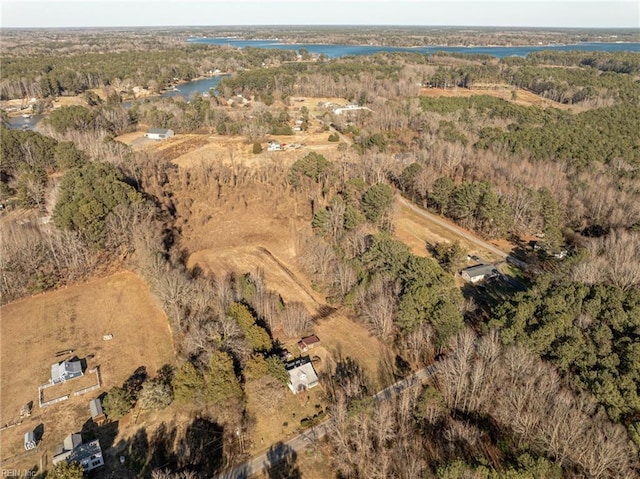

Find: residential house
<box><xmin>51</xmin><ymin>359</ymin><xmax>83</xmax><ymax>384</ymax></box>
<box><xmin>145</xmin><ymin>128</ymin><xmax>174</xmax><ymax>140</ymax></box>
<box><xmin>53</xmin><ymin>434</ymin><xmax>104</xmax><ymax>472</ymax></box>
<box><xmin>267</xmin><ymin>141</ymin><xmax>283</xmax><ymax>151</ymax></box>
<box><xmin>285</xmin><ymin>357</ymin><xmax>319</xmax><ymax>394</ymax></box>
<box><xmin>461</xmin><ymin>264</ymin><xmax>498</xmax><ymax>283</ymax></box>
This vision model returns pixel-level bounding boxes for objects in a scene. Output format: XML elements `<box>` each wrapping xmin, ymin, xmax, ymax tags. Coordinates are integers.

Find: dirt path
<box><xmin>397</xmin><ymin>196</ymin><xmax>509</xmax><ymax>259</ymax></box>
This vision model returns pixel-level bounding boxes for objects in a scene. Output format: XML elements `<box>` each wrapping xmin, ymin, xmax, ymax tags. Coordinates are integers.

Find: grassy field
<box><xmin>393</xmin><ymin>199</ymin><xmax>507</xmax><ymax>263</ymax></box>
<box><xmin>420</xmin><ymin>83</ymin><xmax>584</xmax><ymax>111</ymax></box>
<box><xmin>0</xmin><ymin>271</ymin><xmax>175</xmax><ymax>471</ymax></box>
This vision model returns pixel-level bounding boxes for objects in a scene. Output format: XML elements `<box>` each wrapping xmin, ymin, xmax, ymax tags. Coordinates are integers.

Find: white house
<box><xmin>267</xmin><ymin>141</ymin><xmax>283</xmax><ymax>151</ymax></box>
<box><xmin>461</xmin><ymin>264</ymin><xmax>498</xmax><ymax>283</ymax></box>
<box><xmin>145</xmin><ymin>128</ymin><xmax>174</xmax><ymax>140</ymax></box>
<box><xmin>51</xmin><ymin>359</ymin><xmax>83</xmax><ymax>384</ymax></box>
<box><xmin>285</xmin><ymin>357</ymin><xmax>319</xmax><ymax>394</ymax></box>
<box><xmin>333</xmin><ymin>104</ymin><xmax>372</xmax><ymax>115</ymax></box>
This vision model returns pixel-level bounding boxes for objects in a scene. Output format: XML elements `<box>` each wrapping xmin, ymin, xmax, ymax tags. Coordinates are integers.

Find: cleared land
<box><xmin>420</xmin><ymin>83</ymin><xmax>582</xmax><ymax>111</ymax></box>
<box><xmin>0</xmin><ymin>271</ymin><xmax>175</xmax><ymax>469</ymax></box>
<box><xmin>393</xmin><ymin>197</ymin><xmax>509</xmax><ymax>263</ymax></box>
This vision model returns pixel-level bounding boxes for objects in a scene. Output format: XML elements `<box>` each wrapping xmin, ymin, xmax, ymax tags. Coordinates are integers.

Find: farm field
<box><xmin>0</xmin><ymin>271</ymin><xmax>175</xmax><ymax>471</ymax></box>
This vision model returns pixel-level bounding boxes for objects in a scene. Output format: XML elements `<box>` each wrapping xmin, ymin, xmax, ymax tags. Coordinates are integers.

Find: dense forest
<box><xmin>1</xmin><ymin>30</ymin><xmax>639</xmax><ymax>478</ymax></box>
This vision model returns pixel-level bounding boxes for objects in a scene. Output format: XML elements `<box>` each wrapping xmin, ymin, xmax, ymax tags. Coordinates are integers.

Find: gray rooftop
<box><xmin>462</xmin><ymin>264</ymin><xmax>497</xmax><ymax>278</ymax></box>
<box><xmin>68</xmin><ymin>439</ymin><xmax>102</xmax><ymax>464</ymax></box>
<box><xmin>288</xmin><ymin>361</ymin><xmax>319</xmax><ymax>393</ymax></box>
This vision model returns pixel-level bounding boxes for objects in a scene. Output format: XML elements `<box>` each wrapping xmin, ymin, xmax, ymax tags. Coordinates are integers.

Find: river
<box><xmin>187</xmin><ymin>37</ymin><xmax>640</xmax><ymax>59</ymax></box>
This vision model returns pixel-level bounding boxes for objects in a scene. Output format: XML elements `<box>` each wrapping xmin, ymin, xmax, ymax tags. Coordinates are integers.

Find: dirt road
<box><xmin>397</xmin><ymin>196</ymin><xmax>509</xmax><ymax>259</ymax></box>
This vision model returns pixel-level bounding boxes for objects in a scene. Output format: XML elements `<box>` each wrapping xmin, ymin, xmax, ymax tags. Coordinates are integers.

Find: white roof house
<box><xmin>461</xmin><ymin>264</ymin><xmax>498</xmax><ymax>283</ymax></box>
<box><xmin>267</xmin><ymin>141</ymin><xmax>283</xmax><ymax>151</ymax></box>
<box><xmin>145</xmin><ymin>128</ymin><xmax>174</xmax><ymax>140</ymax></box>
<box><xmin>51</xmin><ymin>360</ymin><xmax>83</xmax><ymax>384</ymax></box>
<box><xmin>285</xmin><ymin>357</ymin><xmax>319</xmax><ymax>394</ymax></box>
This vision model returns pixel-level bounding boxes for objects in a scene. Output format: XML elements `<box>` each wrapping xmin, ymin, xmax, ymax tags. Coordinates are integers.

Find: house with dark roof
<box><xmin>52</xmin><ymin>434</ymin><xmax>104</xmax><ymax>472</ymax></box>
<box><xmin>297</xmin><ymin>335</ymin><xmax>320</xmax><ymax>353</ymax></box>
<box><xmin>285</xmin><ymin>356</ymin><xmax>319</xmax><ymax>394</ymax></box>
<box><xmin>145</xmin><ymin>128</ymin><xmax>174</xmax><ymax>140</ymax></box>
<box><xmin>51</xmin><ymin>359</ymin><xmax>83</xmax><ymax>384</ymax></box>
<box><xmin>461</xmin><ymin>264</ymin><xmax>498</xmax><ymax>283</ymax></box>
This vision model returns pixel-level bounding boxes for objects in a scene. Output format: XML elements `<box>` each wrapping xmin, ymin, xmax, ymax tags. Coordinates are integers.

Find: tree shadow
<box><xmin>264</xmin><ymin>442</ymin><xmax>301</xmax><ymax>479</ymax></box>
<box><xmin>123</xmin><ymin>365</ymin><xmax>148</xmax><ymax>399</ymax></box>
<box><xmin>33</xmin><ymin>423</ymin><xmax>44</xmax><ymax>442</ymax></box>
<box><xmin>106</xmin><ymin>416</ymin><xmax>225</xmax><ymax>478</ymax></box>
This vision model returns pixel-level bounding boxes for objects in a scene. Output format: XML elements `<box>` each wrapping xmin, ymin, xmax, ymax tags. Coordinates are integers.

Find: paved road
<box><xmin>213</xmin><ymin>365</ymin><xmax>439</xmax><ymax>479</ymax></box>
<box><xmin>398</xmin><ymin>196</ymin><xmax>509</xmax><ymax>259</ymax></box>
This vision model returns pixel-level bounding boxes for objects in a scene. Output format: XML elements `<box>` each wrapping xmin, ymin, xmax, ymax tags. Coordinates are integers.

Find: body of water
<box><xmin>7</xmin><ymin>114</ymin><xmax>43</xmax><ymax>131</ymax></box>
<box><xmin>161</xmin><ymin>75</ymin><xmax>226</xmax><ymax>99</ymax></box>
<box><xmin>9</xmin><ymin>40</ymin><xmax>638</xmax><ymax>131</ymax></box>
<box><xmin>188</xmin><ymin>37</ymin><xmax>640</xmax><ymax>59</ymax></box>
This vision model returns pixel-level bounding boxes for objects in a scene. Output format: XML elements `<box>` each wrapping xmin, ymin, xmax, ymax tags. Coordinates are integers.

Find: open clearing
<box><xmin>393</xmin><ymin>198</ymin><xmax>508</xmax><ymax>263</ymax></box>
<box><xmin>313</xmin><ymin>313</ymin><xmax>393</xmax><ymax>390</ymax></box>
<box><xmin>189</xmin><ymin>246</ymin><xmax>321</xmax><ymax>312</ymax></box>
<box><xmin>0</xmin><ymin>271</ymin><xmax>175</xmax><ymax>469</ymax></box>
<box><xmin>420</xmin><ymin>83</ymin><xmax>582</xmax><ymax>111</ymax></box>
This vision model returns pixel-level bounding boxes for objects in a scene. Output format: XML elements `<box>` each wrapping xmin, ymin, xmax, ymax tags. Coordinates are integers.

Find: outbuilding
<box><xmin>89</xmin><ymin>398</ymin><xmax>106</xmax><ymax>426</ymax></box>
<box><xmin>297</xmin><ymin>335</ymin><xmax>321</xmax><ymax>353</ymax></box>
<box><xmin>24</xmin><ymin>431</ymin><xmax>37</xmax><ymax>451</ymax></box>
<box><xmin>145</xmin><ymin>128</ymin><xmax>174</xmax><ymax>140</ymax></box>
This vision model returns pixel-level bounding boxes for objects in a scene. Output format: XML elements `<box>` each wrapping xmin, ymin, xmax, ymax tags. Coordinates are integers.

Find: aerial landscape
<box><xmin>1</xmin><ymin>1</ymin><xmax>640</xmax><ymax>478</ymax></box>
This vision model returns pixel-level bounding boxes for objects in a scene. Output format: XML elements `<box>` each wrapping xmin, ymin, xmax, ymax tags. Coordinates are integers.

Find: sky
<box><xmin>1</xmin><ymin>0</ymin><xmax>639</xmax><ymax>29</ymax></box>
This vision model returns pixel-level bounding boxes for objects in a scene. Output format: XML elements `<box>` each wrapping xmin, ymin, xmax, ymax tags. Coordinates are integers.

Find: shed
<box><xmin>145</xmin><ymin>128</ymin><xmax>174</xmax><ymax>140</ymax></box>
<box><xmin>297</xmin><ymin>335</ymin><xmax>320</xmax><ymax>353</ymax></box>
<box><xmin>24</xmin><ymin>431</ymin><xmax>36</xmax><ymax>451</ymax></box>
<box><xmin>89</xmin><ymin>398</ymin><xmax>106</xmax><ymax>426</ymax></box>
<box><xmin>461</xmin><ymin>264</ymin><xmax>498</xmax><ymax>283</ymax></box>
<box><xmin>51</xmin><ymin>359</ymin><xmax>84</xmax><ymax>384</ymax></box>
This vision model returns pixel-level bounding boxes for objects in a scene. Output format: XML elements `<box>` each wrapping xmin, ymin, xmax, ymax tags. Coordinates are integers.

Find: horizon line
<box><xmin>3</xmin><ymin>24</ymin><xmax>639</xmax><ymax>30</ymax></box>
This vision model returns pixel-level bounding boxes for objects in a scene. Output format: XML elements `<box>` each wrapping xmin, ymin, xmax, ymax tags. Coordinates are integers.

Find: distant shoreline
<box><xmin>188</xmin><ymin>37</ymin><xmax>640</xmax><ymax>50</ymax></box>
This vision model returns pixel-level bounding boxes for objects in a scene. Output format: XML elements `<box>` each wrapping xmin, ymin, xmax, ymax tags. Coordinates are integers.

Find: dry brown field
<box><xmin>420</xmin><ymin>83</ymin><xmax>582</xmax><ymax>111</ymax></box>
<box><xmin>392</xmin><ymin>199</ymin><xmax>508</xmax><ymax>263</ymax></box>
<box><xmin>0</xmin><ymin>271</ymin><xmax>175</xmax><ymax>471</ymax></box>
